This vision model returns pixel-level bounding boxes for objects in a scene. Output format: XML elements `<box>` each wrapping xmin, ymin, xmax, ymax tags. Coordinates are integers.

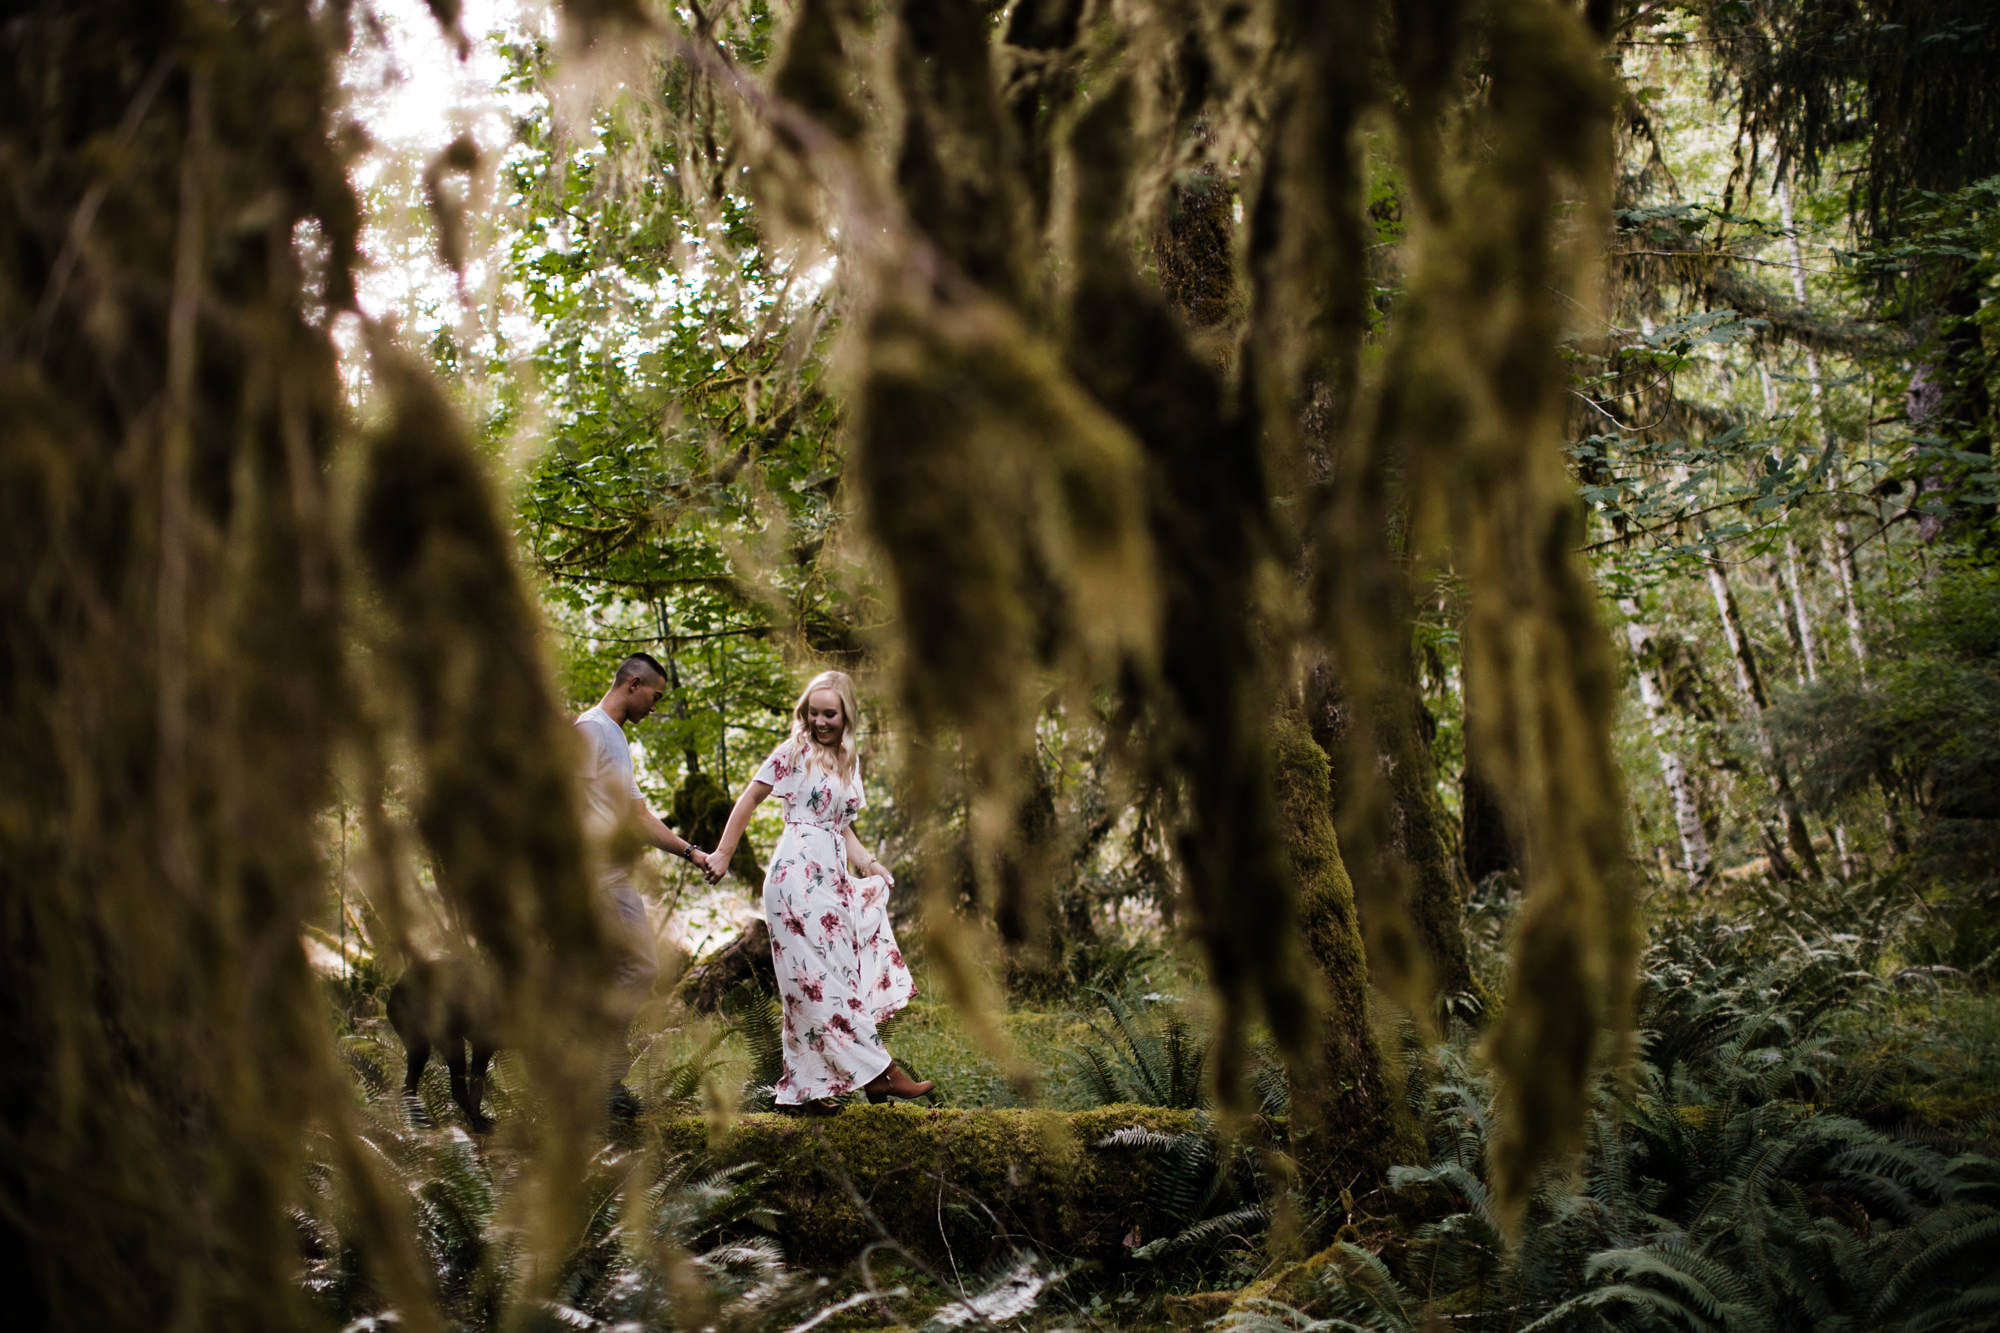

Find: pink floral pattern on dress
<box><xmin>757</xmin><ymin>739</ymin><xmax>915</xmax><ymax>1103</ymax></box>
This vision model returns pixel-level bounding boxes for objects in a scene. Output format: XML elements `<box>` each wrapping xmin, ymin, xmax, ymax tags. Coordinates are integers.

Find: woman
<box><xmin>705</xmin><ymin>670</ymin><xmax>933</xmax><ymax>1106</ymax></box>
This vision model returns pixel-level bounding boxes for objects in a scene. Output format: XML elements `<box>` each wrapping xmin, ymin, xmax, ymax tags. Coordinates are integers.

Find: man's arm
<box><xmin>703</xmin><ymin>781</ymin><xmax>772</xmax><ymax>883</ymax></box>
<box><xmin>634</xmin><ymin>801</ymin><xmax>710</xmax><ymax>872</ymax></box>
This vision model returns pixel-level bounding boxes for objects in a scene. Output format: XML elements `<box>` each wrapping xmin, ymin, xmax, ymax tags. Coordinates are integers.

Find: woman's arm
<box><xmin>704</xmin><ymin>781</ymin><xmax>772</xmax><ymax>883</ymax></box>
<box><xmin>843</xmin><ymin>827</ymin><xmax>893</xmax><ymax>886</ymax></box>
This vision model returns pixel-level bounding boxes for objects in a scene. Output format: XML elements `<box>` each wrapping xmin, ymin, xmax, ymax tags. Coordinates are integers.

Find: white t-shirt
<box><xmin>574</xmin><ymin>705</ymin><xmax>642</xmax><ymax>849</ymax></box>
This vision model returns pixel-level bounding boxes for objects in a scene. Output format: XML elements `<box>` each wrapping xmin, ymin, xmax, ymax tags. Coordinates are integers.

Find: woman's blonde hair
<box><xmin>788</xmin><ymin>669</ymin><xmax>862</xmax><ymax>783</ymax></box>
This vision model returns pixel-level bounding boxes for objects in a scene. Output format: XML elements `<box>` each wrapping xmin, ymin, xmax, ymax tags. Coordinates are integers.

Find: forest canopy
<box><xmin>3</xmin><ymin>1</ymin><xmax>1998</xmax><ymax>1330</ymax></box>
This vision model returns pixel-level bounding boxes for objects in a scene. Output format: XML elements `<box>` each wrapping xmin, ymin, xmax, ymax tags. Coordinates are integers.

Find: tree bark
<box><xmin>1373</xmin><ymin>661</ymin><xmax>1483</xmax><ymax>1010</ymax></box>
<box><xmin>1458</xmin><ymin>669</ymin><xmax>1519</xmax><ymax>886</ymax></box>
<box><xmin>1305</xmin><ymin>656</ymin><xmax>1485</xmax><ymax>1011</ymax></box>
<box><xmin>1759</xmin><ymin>361</ymin><xmax>1854</xmax><ymax>876</ymax></box>
<box><xmin>1618</xmin><ymin>599</ymin><xmax>1715</xmax><ymax>888</ymax></box>
<box><xmin>1779</xmin><ymin>182</ymin><xmax>1869</xmax><ymax>672</ymax></box>
<box><xmin>1274</xmin><ymin>700</ymin><xmax>1416</xmax><ymax>1197</ymax></box>
<box><xmin>1694</xmin><ymin>515</ymin><xmax>1824</xmax><ymax>879</ymax></box>
<box><xmin>676</xmin><ymin>918</ymin><xmax>777</xmax><ymax>1012</ymax></box>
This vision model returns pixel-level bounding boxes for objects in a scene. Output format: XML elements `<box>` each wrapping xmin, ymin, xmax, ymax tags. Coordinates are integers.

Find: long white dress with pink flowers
<box><xmin>756</xmin><ymin>740</ymin><xmax>915</xmax><ymax>1104</ymax></box>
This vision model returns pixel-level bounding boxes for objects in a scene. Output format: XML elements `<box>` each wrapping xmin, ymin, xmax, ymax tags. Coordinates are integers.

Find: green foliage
<box><xmin>1097</xmin><ymin>1115</ymin><xmax>1276</xmax><ymax>1275</ymax></box>
<box><xmin>1765</xmin><ymin>560</ymin><xmax>2000</xmax><ymax>973</ymax></box>
<box><xmin>1222</xmin><ymin>915</ymin><xmax>2000</xmax><ymax>1331</ymax></box>
<box><xmin>489</xmin><ymin>22</ymin><xmax>862</xmax><ymax>787</ymax></box>
<box><xmin>1065</xmin><ymin>987</ymin><xmax>1209</xmax><ymax>1111</ymax></box>
<box><xmin>1703</xmin><ymin>0</ymin><xmax>2000</xmax><ymax>250</ymax></box>
<box><xmin>721</xmin><ymin>985</ymin><xmax>786</xmax><ymax>1111</ymax></box>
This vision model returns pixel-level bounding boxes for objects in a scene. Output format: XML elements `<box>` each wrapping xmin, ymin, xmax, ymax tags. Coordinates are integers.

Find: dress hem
<box><xmin>773</xmin><ymin>1045</ymin><xmax>894</xmax><ymax>1106</ymax></box>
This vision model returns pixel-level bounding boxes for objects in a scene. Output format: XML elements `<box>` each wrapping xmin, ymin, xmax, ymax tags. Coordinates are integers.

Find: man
<box><xmin>575</xmin><ymin>652</ymin><xmax>709</xmax><ymax>1115</ymax></box>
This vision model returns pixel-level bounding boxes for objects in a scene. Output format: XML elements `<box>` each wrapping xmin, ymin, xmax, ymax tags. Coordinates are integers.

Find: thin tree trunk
<box><xmin>1695</xmin><ymin>516</ymin><xmax>1824</xmax><ymax>879</ymax></box>
<box><xmin>1759</xmin><ymin>364</ymin><xmax>1855</xmax><ymax>876</ymax></box>
<box><xmin>1780</xmin><ymin>181</ymin><xmax>1868</xmax><ymax>672</ymax></box>
<box><xmin>1750</xmin><ymin>364</ymin><xmax>1822</xmax><ymax>683</ymax></box>
<box><xmin>1304</xmin><ymin>653</ymin><xmax>1485</xmax><ymax>1012</ymax></box>
<box><xmin>1456</xmin><ymin>638</ymin><xmax>1519</xmax><ymax>887</ymax></box>
<box><xmin>1618</xmin><ymin>599</ymin><xmax>1715</xmax><ymax>888</ymax></box>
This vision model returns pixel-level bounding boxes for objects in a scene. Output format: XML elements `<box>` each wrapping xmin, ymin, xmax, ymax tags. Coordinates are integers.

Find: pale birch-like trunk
<box><xmin>1619</xmin><ymin>599</ymin><xmax>1714</xmax><ymax>887</ymax></box>
<box><xmin>1759</xmin><ymin>365</ymin><xmax>1856</xmax><ymax>875</ymax></box>
<box><xmin>1778</xmin><ymin>540</ymin><xmax>1820</xmax><ymax>681</ymax></box>
<box><xmin>1693</xmin><ymin>503</ymin><xmax>1825</xmax><ymax>880</ymax></box>
<box><xmin>1780</xmin><ymin>180</ymin><xmax>1869</xmax><ymax>673</ymax></box>
<box><xmin>1761</xmin><ymin>365</ymin><xmax>1824</xmax><ymax>681</ymax></box>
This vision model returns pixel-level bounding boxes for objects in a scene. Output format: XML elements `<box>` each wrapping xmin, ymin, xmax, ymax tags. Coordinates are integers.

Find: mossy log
<box><xmin>652</xmin><ymin>1105</ymin><xmax>1226</xmax><ymax>1268</ymax></box>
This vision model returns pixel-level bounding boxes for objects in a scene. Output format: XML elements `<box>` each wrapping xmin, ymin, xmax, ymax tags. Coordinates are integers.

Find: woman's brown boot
<box><xmin>863</xmin><ymin>1061</ymin><xmax>936</xmax><ymax>1104</ymax></box>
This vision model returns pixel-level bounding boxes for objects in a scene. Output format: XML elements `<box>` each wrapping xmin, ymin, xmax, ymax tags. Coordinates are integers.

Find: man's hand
<box><xmin>687</xmin><ymin>847</ymin><xmax>711</xmax><ymax>874</ymax></box>
<box><xmin>703</xmin><ymin>849</ymin><xmax>729</xmax><ymax>885</ymax></box>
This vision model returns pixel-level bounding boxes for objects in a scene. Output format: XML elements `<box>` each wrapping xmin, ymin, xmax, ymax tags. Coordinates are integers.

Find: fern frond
<box><xmin>1904</xmin><ymin>1280</ymin><xmax>2000</xmax><ymax>1332</ymax></box>
<box><xmin>1868</xmin><ymin>1209</ymin><xmax>2000</xmax><ymax>1324</ymax></box>
<box><xmin>1065</xmin><ymin>1042</ymin><xmax>1123</xmax><ymax>1105</ymax></box>
<box><xmin>1580</xmin><ymin>1243</ymin><xmax>1772</xmax><ymax>1333</ymax></box>
<box><xmin>1096</xmin><ymin>1124</ymin><xmax>1184</xmax><ymax>1152</ymax></box>
<box><xmin>1312</xmin><ymin>1241</ymin><xmax>1418</xmax><ymax>1333</ymax></box>
<box><xmin>1131</xmin><ymin>1204</ymin><xmax>1270</xmax><ymax>1261</ymax></box>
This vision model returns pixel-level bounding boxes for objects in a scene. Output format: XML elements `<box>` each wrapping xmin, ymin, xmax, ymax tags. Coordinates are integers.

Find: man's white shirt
<box><xmin>575</xmin><ymin>705</ymin><xmax>642</xmax><ymax>871</ymax></box>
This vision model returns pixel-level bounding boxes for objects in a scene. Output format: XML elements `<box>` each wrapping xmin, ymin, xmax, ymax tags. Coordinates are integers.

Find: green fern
<box><xmin>1063</xmin><ymin>985</ymin><xmax>1208</xmax><ymax>1109</ymax></box>
<box><xmin>1097</xmin><ymin>1111</ymin><xmax>1275</xmax><ymax>1269</ymax></box>
<box><xmin>1131</xmin><ymin>1203</ymin><xmax>1272</xmax><ymax>1262</ymax></box>
<box><xmin>722</xmin><ymin>984</ymin><xmax>786</xmax><ymax>1108</ymax></box>
<box><xmin>1355</xmin><ymin>913</ymin><xmax>2000</xmax><ymax>1333</ymax></box>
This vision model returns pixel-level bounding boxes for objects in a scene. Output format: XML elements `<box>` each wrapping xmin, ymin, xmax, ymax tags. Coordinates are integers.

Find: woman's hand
<box><xmin>704</xmin><ymin>782</ymin><xmax>770</xmax><ymax>887</ymax></box>
<box><xmin>704</xmin><ymin>846</ymin><xmax>730</xmax><ymax>884</ymax></box>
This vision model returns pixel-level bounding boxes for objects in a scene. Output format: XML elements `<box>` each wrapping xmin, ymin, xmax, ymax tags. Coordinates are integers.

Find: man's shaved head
<box><xmin>614</xmin><ymin>653</ymin><xmax>667</xmax><ymax>689</ymax></box>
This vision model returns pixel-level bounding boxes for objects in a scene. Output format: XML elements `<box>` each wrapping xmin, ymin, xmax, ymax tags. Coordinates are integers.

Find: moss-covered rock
<box><xmin>651</xmin><ymin>1104</ymin><xmax>1208</xmax><ymax>1267</ymax></box>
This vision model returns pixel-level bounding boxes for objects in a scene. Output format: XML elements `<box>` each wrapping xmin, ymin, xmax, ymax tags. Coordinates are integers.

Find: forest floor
<box><xmin>325</xmin><ymin>913</ymin><xmax>2000</xmax><ymax>1332</ymax></box>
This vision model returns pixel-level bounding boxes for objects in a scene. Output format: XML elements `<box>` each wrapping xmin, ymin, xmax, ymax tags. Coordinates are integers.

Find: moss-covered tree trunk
<box><xmin>1273</xmin><ymin>701</ymin><xmax>1417</xmax><ymax>1196</ymax></box>
<box><xmin>1375</xmin><ymin>662</ymin><xmax>1483</xmax><ymax>1011</ymax></box>
<box><xmin>1308</xmin><ymin>655</ymin><xmax>1484</xmax><ymax>1012</ymax></box>
<box><xmin>1</xmin><ymin>7</ymin><xmax>359</xmax><ymax>1325</ymax></box>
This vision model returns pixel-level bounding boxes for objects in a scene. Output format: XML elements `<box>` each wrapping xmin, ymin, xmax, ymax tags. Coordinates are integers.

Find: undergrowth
<box><xmin>1228</xmin><ymin>913</ymin><xmax>2000</xmax><ymax>1332</ymax></box>
<box><xmin>304</xmin><ymin>897</ymin><xmax>2000</xmax><ymax>1332</ymax></box>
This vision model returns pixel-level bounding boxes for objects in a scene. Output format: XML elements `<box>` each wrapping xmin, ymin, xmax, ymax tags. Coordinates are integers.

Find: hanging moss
<box><xmin>740</xmin><ymin>0</ymin><xmax>1634</xmax><ymax>1221</ymax></box>
<box><xmin>1</xmin><ymin>3</ymin><xmax>654</xmax><ymax>1324</ymax></box>
<box><xmin>1</xmin><ymin>3</ymin><xmax>366</xmax><ymax>1325</ymax></box>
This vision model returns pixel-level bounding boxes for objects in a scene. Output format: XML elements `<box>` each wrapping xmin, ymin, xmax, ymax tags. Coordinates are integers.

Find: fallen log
<box><xmin>652</xmin><ymin>1104</ymin><xmax>1231</xmax><ymax>1268</ymax></box>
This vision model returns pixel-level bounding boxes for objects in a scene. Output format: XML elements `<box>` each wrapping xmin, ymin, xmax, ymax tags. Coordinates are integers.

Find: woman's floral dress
<box><xmin>756</xmin><ymin>740</ymin><xmax>915</xmax><ymax>1103</ymax></box>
